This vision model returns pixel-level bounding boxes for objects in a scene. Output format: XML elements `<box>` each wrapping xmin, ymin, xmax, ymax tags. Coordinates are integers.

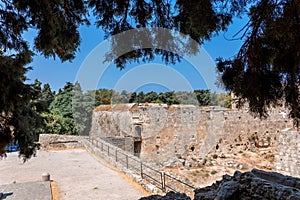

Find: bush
<box><xmin>211</xmin><ymin>170</ymin><xmax>217</xmax><ymax>175</ymax></box>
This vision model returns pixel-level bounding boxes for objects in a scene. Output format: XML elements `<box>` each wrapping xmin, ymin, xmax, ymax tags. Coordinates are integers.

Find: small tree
<box><xmin>194</xmin><ymin>90</ymin><xmax>211</xmax><ymax>106</ymax></box>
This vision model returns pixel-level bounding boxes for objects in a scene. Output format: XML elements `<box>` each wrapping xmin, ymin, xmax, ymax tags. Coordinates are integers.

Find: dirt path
<box><xmin>0</xmin><ymin>149</ymin><xmax>145</xmax><ymax>200</ymax></box>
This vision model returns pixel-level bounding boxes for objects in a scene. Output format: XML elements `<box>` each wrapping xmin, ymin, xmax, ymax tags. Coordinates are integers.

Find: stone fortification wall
<box><xmin>274</xmin><ymin>130</ymin><xmax>300</xmax><ymax>177</ymax></box>
<box><xmin>90</xmin><ymin>104</ymin><xmax>292</xmax><ymax>167</ymax></box>
<box><xmin>91</xmin><ymin>104</ymin><xmax>135</xmax><ymax>138</ymax></box>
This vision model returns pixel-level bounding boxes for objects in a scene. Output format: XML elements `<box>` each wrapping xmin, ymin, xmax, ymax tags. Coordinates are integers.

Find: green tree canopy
<box><xmin>194</xmin><ymin>90</ymin><xmax>212</xmax><ymax>106</ymax></box>
<box><xmin>46</xmin><ymin>82</ymin><xmax>76</xmax><ymax>135</ymax></box>
<box><xmin>50</xmin><ymin>82</ymin><xmax>74</xmax><ymax>118</ymax></box>
<box><xmin>217</xmin><ymin>0</ymin><xmax>300</xmax><ymax>123</ymax></box>
<box><xmin>158</xmin><ymin>91</ymin><xmax>180</xmax><ymax>105</ymax></box>
<box><xmin>0</xmin><ymin>50</ymin><xmax>45</xmax><ymax>160</ymax></box>
<box><xmin>72</xmin><ymin>82</ymin><xmax>94</xmax><ymax>135</ymax></box>
<box><xmin>41</xmin><ymin>84</ymin><xmax>55</xmax><ymax>108</ymax></box>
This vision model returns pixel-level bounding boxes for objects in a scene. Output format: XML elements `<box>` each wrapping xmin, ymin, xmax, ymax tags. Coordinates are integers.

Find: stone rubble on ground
<box><xmin>139</xmin><ymin>191</ymin><xmax>191</xmax><ymax>200</ymax></box>
<box><xmin>140</xmin><ymin>168</ymin><xmax>300</xmax><ymax>200</ymax></box>
<box><xmin>194</xmin><ymin>168</ymin><xmax>300</xmax><ymax>200</ymax></box>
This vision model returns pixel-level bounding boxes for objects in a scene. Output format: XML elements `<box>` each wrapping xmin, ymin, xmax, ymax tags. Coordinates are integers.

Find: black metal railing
<box><xmin>88</xmin><ymin>137</ymin><xmax>195</xmax><ymax>194</ymax></box>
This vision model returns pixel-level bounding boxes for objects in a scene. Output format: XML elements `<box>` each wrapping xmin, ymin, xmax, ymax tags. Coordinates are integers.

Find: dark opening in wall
<box><xmin>156</xmin><ymin>145</ymin><xmax>159</xmax><ymax>150</ymax></box>
<box><xmin>134</xmin><ymin>141</ymin><xmax>142</xmax><ymax>158</ymax></box>
<box><xmin>191</xmin><ymin>146</ymin><xmax>195</xmax><ymax>152</ymax></box>
<box><xmin>135</xmin><ymin>126</ymin><xmax>142</xmax><ymax>137</ymax></box>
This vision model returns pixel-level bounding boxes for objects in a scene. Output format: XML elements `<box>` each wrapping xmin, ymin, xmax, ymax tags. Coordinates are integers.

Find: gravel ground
<box><xmin>0</xmin><ymin>149</ymin><xmax>145</xmax><ymax>200</ymax></box>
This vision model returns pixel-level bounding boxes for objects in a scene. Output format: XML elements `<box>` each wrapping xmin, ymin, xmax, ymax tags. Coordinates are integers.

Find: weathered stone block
<box><xmin>194</xmin><ymin>169</ymin><xmax>300</xmax><ymax>200</ymax></box>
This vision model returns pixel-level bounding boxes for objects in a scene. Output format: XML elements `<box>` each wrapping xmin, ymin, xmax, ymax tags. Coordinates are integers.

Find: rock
<box><xmin>164</xmin><ymin>158</ymin><xmax>183</xmax><ymax>167</ymax></box>
<box><xmin>185</xmin><ymin>157</ymin><xmax>197</xmax><ymax>167</ymax></box>
<box><xmin>216</xmin><ymin>181</ymin><xmax>240</xmax><ymax>199</ymax></box>
<box><xmin>139</xmin><ymin>191</ymin><xmax>191</xmax><ymax>200</ymax></box>
<box><xmin>198</xmin><ymin>158</ymin><xmax>207</xmax><ymax>165</ymax></box>
<box><xmin>219</xmin><ymin>154</ymin><xmax>226</xmax><ymax>158</ymax></box>
<box><xmin>179</xmin><ymin>159</ymin><xmax>186</xmax><ymax>166</ymax></box>
<box><xmin>194</xmin><ymin>169</ymin><xmax>300</xmax><ymax>200</ymax></box>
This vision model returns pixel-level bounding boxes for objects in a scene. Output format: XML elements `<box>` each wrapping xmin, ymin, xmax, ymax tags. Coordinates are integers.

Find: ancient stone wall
<box><xmin>38</xmin><ymin>134</ymin><xmax>86</xmax><ymax>150</ymax></box>
<box><xmin>101</xmin><ymin>137</ymin><xmax>134</xmax><ymax>154</ymax></box>
<box><xmin>273</xmin><ymin>130</ymin><xmax>300</xmax><ymax>177</ymax></box>
<box><xmin>90</xmin><ymin>104</ymin><xmax>293</xmax><ymax>168</ymax></box>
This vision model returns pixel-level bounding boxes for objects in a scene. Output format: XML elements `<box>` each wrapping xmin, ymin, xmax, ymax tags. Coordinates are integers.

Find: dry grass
<box><xmin>167</xmin><ymin>105</ymin><xmax>176</xmax><ymax>111</ymax></box>
<box><xmin>94</xmin><ymin>105</ymin><xmax>112</xmax><ymax>112</ymax></box>
<box><xmin>113</xmin><ymin>104</ymin><xmax>130</xmax><ymax>110</ymax></box>
<box><xmin>129</xmin><ymin>104</ymin><xmax>138</xmax><ymax>111</ymax></box>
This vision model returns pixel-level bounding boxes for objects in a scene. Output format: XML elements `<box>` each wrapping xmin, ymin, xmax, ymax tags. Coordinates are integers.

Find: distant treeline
<box><xmin>34</xmin><ymin>80</ymin><xmax>231</xmax><ymax>135</ymax></box>
<box><xmin>94</xmin><ymin>89</ymin><xmax>231</xmax><ymax>108</ymax></box>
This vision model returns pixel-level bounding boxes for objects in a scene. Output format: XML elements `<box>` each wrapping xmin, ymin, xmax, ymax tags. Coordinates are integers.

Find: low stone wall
<box><xmin>38</xmin><ymin>134</ymin><xmax>86</xmax><ymax>150</ymax></box>
<box><xmin>101</xmin><ymin>137</ymin><xmax>134</xmax><ymax>154</ymax></box>
<box><xmin>274</xmin><ymin>130</ymin><xmax>300</xmax><ymax>177</ymax></box>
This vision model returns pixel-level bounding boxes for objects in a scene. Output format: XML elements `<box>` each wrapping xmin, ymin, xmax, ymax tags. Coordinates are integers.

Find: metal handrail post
<box><xmin>140</xmin><ymin>162</ymin><xmax>143</xmax><ymax>178</ymax></box>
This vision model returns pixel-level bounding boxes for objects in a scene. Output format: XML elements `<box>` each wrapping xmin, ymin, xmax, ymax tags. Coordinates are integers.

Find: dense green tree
<box><xmin>50</xmin><ymin>82</ymin><xmax>74</xmax><ymax>118</ymax></box>
<box><xmin>129</xmin><ymin>92</ymin><xmax>137</xmax><ymax>103</ymax></box>
<box><xmin>216</xmin><ymin>0</ymin><xmax>300</xmax><ymax>123</ymax></box>
<box><xmin>48</xmin><ymin>82</ymin><xmax>76</xmax><ymax>135</ymax></box>
<box><xmin>93</xmin><ymin>89</ymin><xmax>114</xmax><ymax>106</ymax></box>
<box><xmin>0</xmin><ymin>0</ymin><xmax>87</xmax><ymax>157</ymax></box>
<box><xmin>159</xmin><ymin>91</ymin><xmax>180</xmax><ymax>105</ymax></box>
<box><xmin>111</xmin><ymin>90</ymin><xmax>130</xmax><ymax>104</ymax></box>
<box><xmin>72</xmin><ymin>82</ymin><xmax>94</xmax><ymax>135</ymax></box>
<box><xmin>41</xmin><ymin>84</ymin><xmax>55</xmax><ymax>108</ymax></box>
<box><xmin>144</xmin><ymin>91</ymin><xmax>160</xmax><ymax>103</ymax></box>
<box><xmin>210</xmin><ymin>92</ymin><xmax>232</xmax><ymax>108</ymax></box>
<box><xmin>175</xmin><ymin>91</ymin><xmax>198</xmax><ymax>105</ymax></box>
<box><xmin>217</xmin><ymin>93</ymin><xmax>232</xmax><ymax>108</ymax></box>
<box><xmin>194</xmin><ymin>90</ymin><xmax>212</xmax><ymax>106</ymax></box>
<box><xmin>42</xmin><ymin>82</ymin><xmax>95</xmax><ymax>136</ymax></box>
<box><xmin>0</xmin><ymin>0</ymin><xmax>88</xmax><ymax>61</ymax></box>
<box><xmin>31</xmin><ymin>79</ymin><xmax>47</xmax><ymax>112</ymax></box>
<box><xmin>42</xmin><ymin>109</ymin><xmax>66</xmax><ymax>135</ymax></box>
<box><xmin>0</xmin><ymin>50</ymin><xmax>45</xmax><ymax>160</ymax></box>
<box><xmin>137</xmin><ymin>92</ymin><xmax>145</xmax><ymax>103</ymax></box>
<box><xmin>210</xmin><ymin>92</ymin><xmax>219</xmax><ymax>106</ymax></box>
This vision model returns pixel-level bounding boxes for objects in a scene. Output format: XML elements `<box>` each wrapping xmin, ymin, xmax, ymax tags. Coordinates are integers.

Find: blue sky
<box><xmin>25</xmin><ymin>17</ymin><xmax>247</xmax><ymax>93</ymax></box>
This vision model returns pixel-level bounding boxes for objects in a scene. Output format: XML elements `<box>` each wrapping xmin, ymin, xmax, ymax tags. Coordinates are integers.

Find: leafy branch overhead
<box><xmin>217</xmin><ymin>0</ymin><xmax>300</xmax><ymax>123</ymax></box>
